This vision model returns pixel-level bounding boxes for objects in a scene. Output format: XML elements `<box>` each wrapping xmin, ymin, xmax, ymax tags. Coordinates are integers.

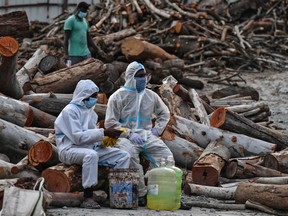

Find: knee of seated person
<box><xmin>84</xmin><ymin>151</ymin><xmax>98</xmax><ymax>162</ymax></box>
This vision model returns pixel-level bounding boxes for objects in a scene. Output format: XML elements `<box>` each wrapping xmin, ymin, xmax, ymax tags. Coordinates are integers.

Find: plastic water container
<box><xmin>147</xmin><ymin>158</ymin><xmax>177</xmax><ymax>210</ymax></box>
<box><xmin>166</xmin><ymin>155</ymin><xmax>183</xmax><ymax>210</ymax></box>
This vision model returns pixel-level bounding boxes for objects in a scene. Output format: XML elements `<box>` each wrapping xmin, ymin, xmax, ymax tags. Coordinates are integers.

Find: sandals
<box><xmin>80</xmin><ymin>198</ymin><xmax>101</xmax><ymax>209</ymax></box>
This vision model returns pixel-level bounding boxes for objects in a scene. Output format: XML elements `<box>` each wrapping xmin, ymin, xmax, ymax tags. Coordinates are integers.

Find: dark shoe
<box><xmin>80</xmin><ymin>198</ymin><xmax>101</xmax><ymax>209</ymax></box>
<box><xmin>180</xmin><ymin>201</ymin><xmax>192</xmax><ymax>210</ymax></box>
<box><xmin>138</xmin><ymin>196</ymin><xmax>147</xmax><ymax>207</ymax></box>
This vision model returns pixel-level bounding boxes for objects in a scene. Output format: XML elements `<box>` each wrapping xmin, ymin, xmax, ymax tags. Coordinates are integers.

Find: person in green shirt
<box><xmin>64</xmin><ymin>2</ymin><xmax>108</xmax><ymax>66</ymax></box>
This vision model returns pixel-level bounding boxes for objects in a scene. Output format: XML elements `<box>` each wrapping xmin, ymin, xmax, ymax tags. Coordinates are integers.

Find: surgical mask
<box><xmin>78</xmin><ymin>11</ymin><xmax>87</xmax><ymax>18</ymax></box>
<box><xmin>135</xmin><ymin>77</ymin><xmax>146</xmax><ymax>93</ymax></box>
<box><xmin>84</xmin><ymin>97</ymin><xmax>97</xmax><ymax>109</ymax></box>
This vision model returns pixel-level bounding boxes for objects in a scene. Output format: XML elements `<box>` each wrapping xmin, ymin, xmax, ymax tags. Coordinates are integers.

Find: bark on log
<box><xmin>235</xmin><ymin>182</ymin><xmax>288</xmax><ymax>210</ymax></box>
<box><xmin>250</xmin><ymin>176</ymin><xmax>288</xmax><ymax>185</ymax></box>
<box><xmin>189</xmin><ymin>89</ymin><xmax>210</xmax><ymax>125</ymax></box>
<box><xmin>245</xmin><ymin>200</ymin><xmax>288</xmax><ymax>216</ymax></box>
<box><xmin>0</xmin><ymin>11</ymin><xmax>30</xmax><ymax>38</ymax></box>
<box><xmin>30</xmin><ymin>106</ymin><xmax>56</xmax><ymax>128</ymax></box>
<box><xmin>183</xmin><ymin>182</ymin><xmax>236</xmax><ymax>200</ymax></box>
<box><xmin>192</xmin><ymin>140</ymin><xmax>231</xmax><ymax>186</ymax></box>
<box><xmin>210</xmin><ymin>107</ymin><xmax>288</xmax><ymax>148</ymax></box>
<box><xmin>46</xmin><ymin>190</ymin><xmax>108</xmax><ymax>207</ymax></box>
<box><xmin>0</xmin><ymin>159</ymin><xmax>39</xmax><ymax>179</ymax></box>
<box><xmin>94</xmin><ymin>28</ymin><xmax>136</xmax><ymax>46</ymax></box>
<box><xmin>121</xmin><ymin>37</ymin><xmax>175</xmax><ymax>60</ymax></box>
<box><xmin>263</xmin><ymin>149</ymin><xmax>288</xmax><ymax>173</ymax></box>
<box><xmin>0</xmin><ymin>37</ymin><xmax>23</xmax><ymax>99</ymax></box>
<box><xmin>29</xmin><ymin>58</ymin><xmax>108</xmax><ymax>93</ymax></box>
<box><xmin>0</xmin><ymin>118</ymin><xmax>53</xmax><ymax>163</ymax></box>
<box><xmin>226</xmin><ymin>159</ymin><xmax>288</xmax><ymax>179</ymax></box>
<box><xmin>158</xmin><ymin>82</ymin><xmax>197</xmax><ymax>121</ymax></box>
<box><xmin>11</xmin><ymin>156</ymin><xmax>29</xmax><ymax>174</ymax></box>
<box><xmin>38</xmin><ymin>55</ymin><xmax>60</xmax><ymax>74</ymax></box>
<box><xmin>0</xmin><ymin>95</ymin><xmax>33</xmax><ymax>127</ymax></box>
<box><xmin>161</xmin><ymin>128</ymin><xmax>203</xmax><ymax>169</ymax></box>
<box><xmin>169</xmin><ymin>114</ymin><xmax>277</xmax><ymax>157</ymax></box>
<box><xmin>16</xmin><ymin>48</ymin><xmax>47</xmax><ymax>92</ymax></box>
<box><xmin>42</xmin><ymin>164</ymin><xmax>109</xmax><ymax>192</ymax></box>
<box><xmin>28</xmin><ymin>140</ymin><xmax>59</xmax><ymax>170</ymax></box>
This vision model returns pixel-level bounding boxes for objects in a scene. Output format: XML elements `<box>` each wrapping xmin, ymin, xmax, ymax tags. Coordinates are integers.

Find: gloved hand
<box><xmin>129</xmin><ymin>132</ymin><xmax>144</xmax><ymax>145</ymax></box>
<box><xmin>151</xmin><ymin>128</ymin><xmax>159</xmax><ymax>137</ymax></box>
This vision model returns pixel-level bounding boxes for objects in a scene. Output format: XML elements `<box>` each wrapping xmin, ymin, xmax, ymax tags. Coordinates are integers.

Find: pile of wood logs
<box><xmin>1</xmin><ymin>0</ymin><xmax>288</xmax><ymax>214</ymax></box>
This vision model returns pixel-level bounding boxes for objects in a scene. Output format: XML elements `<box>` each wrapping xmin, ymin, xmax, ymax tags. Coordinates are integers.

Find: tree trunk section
<box><xmin>192</xmin><ymin>140</ymin><xmax>231</xmax><ymax>186</ymax></box>
<box><xmin>28</xmin><ymin>140</ymin><xmax>59</xmax><ymax>171</ymax></box>
<box><xmin>29</xmin><ymin>58</ymin><xmax>108</xmax><ymax>93</ymax></box>
<box><xmin>30</xmin><ymin>106</ymin><xmax>56</xmax><ymax>128</ymax></box>
<box><xmin>0</xmin><ymin>11</ymin><xmax>30</xmax><ymax>38</ymax></box>
<box><xmin>169</xmin><ymin>114</ymin><xmax>276</xmax><ymax>157</ymax></box>
<box><xmin>0</xmin><ymin>118</ymin><xmax>52</xmax><ymax>163</ymax></box>
<box><xmin>0</xmin><ymin>95</ymin><xmax>33</xmax><ymax>127</ymax></box>
<box><xmin>161</xmin><ymin>128</ymin><xmax>203</xmax><ymax>169</ymax></box>
<box><xmin>0</xmin><ymin>37</ymin><xmax>23</xmax><ymax>99</ymax></box>
<box><xmin>235</xmin><ymin>182</ymin><xmax>288</xmax><ymax>210</ymax></box>
<box><xmin>121</xmin><ymin>37</ymin><xmax>175</xmax><ymax>60</ymax></box>
<box><xmin>263</xmin><ymin>149</ymin><xmax>288</xmax><ymax>173</ymax></box>
<box><xmin>16</xmin><ymin>48</ymin><xmax>47</xmax><ymax>92</ymax></box>
<box><xmin>210</xmin><ymin>107</ymin><xmax>288</xmax><ymax>149</ymax></box>
<box><xmin>42</xmin><ymin>164</ymin><xmax>109</xmax><ymax>192</ymax></box>
<box><xmin>183</xmin><ymin>182</ymin><xmax>235</xmax><ymax>200</ymax></box>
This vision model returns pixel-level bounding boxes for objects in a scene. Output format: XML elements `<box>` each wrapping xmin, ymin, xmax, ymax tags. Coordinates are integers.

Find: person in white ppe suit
<box><xmin>105</xmin><ymin>61</ymin><xmax>174</xmax><ymax>206</ymax></box>
<box><xmin>55</xmin><ymin>79</ymin><xmax>130</xmax><ymax>209</ymax></box>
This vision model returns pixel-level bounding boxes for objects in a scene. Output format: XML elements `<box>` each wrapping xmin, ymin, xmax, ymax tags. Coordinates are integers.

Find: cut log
<box><xmin>46</xmin><ymin>190</ymin><xmax>108</xmax><ymax>207</ymax></box>
<box><xmin>178</xmin><ymin>77</ymin><xmax>204</xmax><ymax>89</ymax></box>
<box><xmin>0</xmin><ymin>37</ymin><xmax>23</xmax><ymax>99</ymax></box>
<box><xmin>38</xmin><ymin>55</ymin><xmax>59</xmax><ymax>74</ymax></box>
<box><xmin>0</xmin><ymin>118</ymin><xmax>54</xmax><ymax>163</ymax></box>
<box><xmin>263</xmin><ymin>149</ymin><xmax>288</xmax><ymax>173</ymax></box>
<box><xmin>0</xmin><ymin>11</ymin><xmax>30</xmax><ymax>38</ymax></box>
<box><xmin>188</xmin><ymin>89</ymin><xmax>210</xmax><ymax>126</ymax></box>
<box><xmin>28</xmin><ymin>140</ymin><xmax>59</xmax><ymax>170</ymax></box>
<box><xmin>169</xmin><ymin>114</ymin><xmax>276</xmax><ymax>157</ymax></box>
<box><xmin>42</xmin><ymin>164</ymin><xmax>109</xmax><ymax>192</ymax></box>
<box><xmin>0</xmin><ymin>95</ymin><xmax>33</xmax><ymax>127</ymax></box>
<box><xmin>212</xmin><ymin>86</ymin><xmax>259</xmax><ymax>101</ymax></box>
<box><xmin>226</xmin><ymin>159</ymin><xmax>288</xmax><ymax>179</ymax></box>
<box><xmin>94</xmin><ymin>28</ymin><xmax>136</xmax><ymax>46</ymax></box>
<box><xmin>161</xmin><ymin>128</ymin><xmax>203</xmax><ymax>169</ymax></box>
<box><xmin>186</xmin><ymin>200</ymin><xmax>245</xmax><ymax>210</ymax></box>
<box><xmin>183</xmin><ymin>182</ymin><xmax>235</xmax><ymax>200</ymax></box>
<box><xmin>250</xmin><ymin>176</ymin><xmax>288</xmax><ymax>185</ymax></box>
<box><xmin>121</xmin><ymin>37</ymin><xmax>175</xmax><ymax>60</ymax></box>
<box><xmin>29</xmin><ymin>58</ymin><xmax>108</xmax><ymax>93</ymax></box>
<box><xmin>210</xmin><ymin>107</ymin><xmax>288</xmax><ymax>148</ymax></box>
<box><xmin>0</xmin><ymin>159</ymin><xmax>39</xmax><ymax>179</ymax></box>
<box><xmin>235</xmin><ymin>182</ymin><xmax>288</xmax><ymax>210</ymax></box>
<box><xmin>192</xmin><ymin>140</ymin><xmax>231</xmax><ymax>186</ymax></box>
<box><xmin>10</xmin><ymin>156</ymin><xmax>29</xmax><ymax>174</ymax></box>
<box><xmin>158</xmin><ymin>82</ymin><xmax>197</xmax><ymax>121</ymax></box>
<box><xmin>30</xmin><ymin>106</ymin><xmax>56</xmax><ymax>128</ymax></box>
<box><xmin>16</xmin><ymin>48</ymin><xmax>47</xmax><ymax>91</ymax></box>
<box><xmin>24</xmin><ymin>127</ymin><xmax>55</xmax><ymax>138</ymax></box>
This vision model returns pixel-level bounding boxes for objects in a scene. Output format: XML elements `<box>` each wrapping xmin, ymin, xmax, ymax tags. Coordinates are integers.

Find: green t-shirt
<box><xmin>64</xmin><ymin>15</ymin><xmax>90</xmax><ymax>57</ymax></box>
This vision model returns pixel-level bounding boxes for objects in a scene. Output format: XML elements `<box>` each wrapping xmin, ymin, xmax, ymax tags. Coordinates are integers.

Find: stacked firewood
<box><xmin>1</xmin><ymin>0</ymin><xmax>288</xmax><ymax>214</ymax></box>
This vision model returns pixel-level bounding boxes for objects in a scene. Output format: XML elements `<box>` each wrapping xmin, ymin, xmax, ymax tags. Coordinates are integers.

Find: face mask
<box><xmin>135</xmin><ymin>77</ymin><xmax>146</xmax><ymax>93</ymax></box>
<box><xmin>78</xmin><ymin>11</ymin><xmax>87</xmax><ymax>18</ymax></box>
<box><xmin>84</xmin><ymin>97</ymin><xmax>97</xmax><ymax>109</ymax></box>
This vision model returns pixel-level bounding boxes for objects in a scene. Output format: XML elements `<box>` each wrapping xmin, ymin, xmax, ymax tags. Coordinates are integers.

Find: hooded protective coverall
<box><xmin>105</xmin><ymin>61</ymin><xmax>173</xmax><ymax>197</ymax></box>
<box><xmin>55</xmin><ymin>80</ymin><xmax>130</xmax><ymax>189</ymax></box>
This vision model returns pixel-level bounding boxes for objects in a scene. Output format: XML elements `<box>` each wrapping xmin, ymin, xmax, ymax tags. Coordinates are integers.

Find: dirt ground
<box><xmin>46</xmin><ymin>69</ymin><xmax>287</xmax><ymax>216</ymax></box>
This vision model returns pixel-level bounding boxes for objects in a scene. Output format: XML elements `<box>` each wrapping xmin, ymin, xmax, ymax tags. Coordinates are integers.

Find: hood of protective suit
<box><xmin>71</xmin><ymin>79</ymin><xmax>99</xmax><ymax>105</ymax></box>
<box><xmin>124</xmin><ymin>61</ymin><xmax>146</xmax><ymax>89</ymax></box>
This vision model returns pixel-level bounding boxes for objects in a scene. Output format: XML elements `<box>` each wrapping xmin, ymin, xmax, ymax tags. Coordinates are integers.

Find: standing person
<box><xmin>104</xmin><ymin>61</ymin><xmax>174</xmax><ymax>206</ymax></box>
<box><xmin>54</xmin><ymin>79</ymin><xmax>130</xmax><ymax>209</ymax></box>
<box><xmin>63</xmin><ymin>2</ymin><xmax>108</xmax><ymax>66</ymax></box>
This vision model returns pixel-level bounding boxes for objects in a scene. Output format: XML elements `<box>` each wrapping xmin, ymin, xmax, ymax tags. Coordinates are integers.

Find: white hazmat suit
<box><xmin>105</xmin><ymin>61</ymin><xmax>173</xmax><ymax>197</ymax></box>
<box><xmin>55</xmin><ymin>79</ymin><xmax>130</xmax><ymax>189</ymax></box>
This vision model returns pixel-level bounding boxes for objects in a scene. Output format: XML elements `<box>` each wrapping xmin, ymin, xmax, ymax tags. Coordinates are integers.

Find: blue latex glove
<box><xmin>129</xmin><ymin>132</ymin><xmax>144</xmax><ymax>145</ymax></box>
<box><xmin>151</xmin><ymin>128</ymin><xmax>159</xmax><ymax>137</ymax></box>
